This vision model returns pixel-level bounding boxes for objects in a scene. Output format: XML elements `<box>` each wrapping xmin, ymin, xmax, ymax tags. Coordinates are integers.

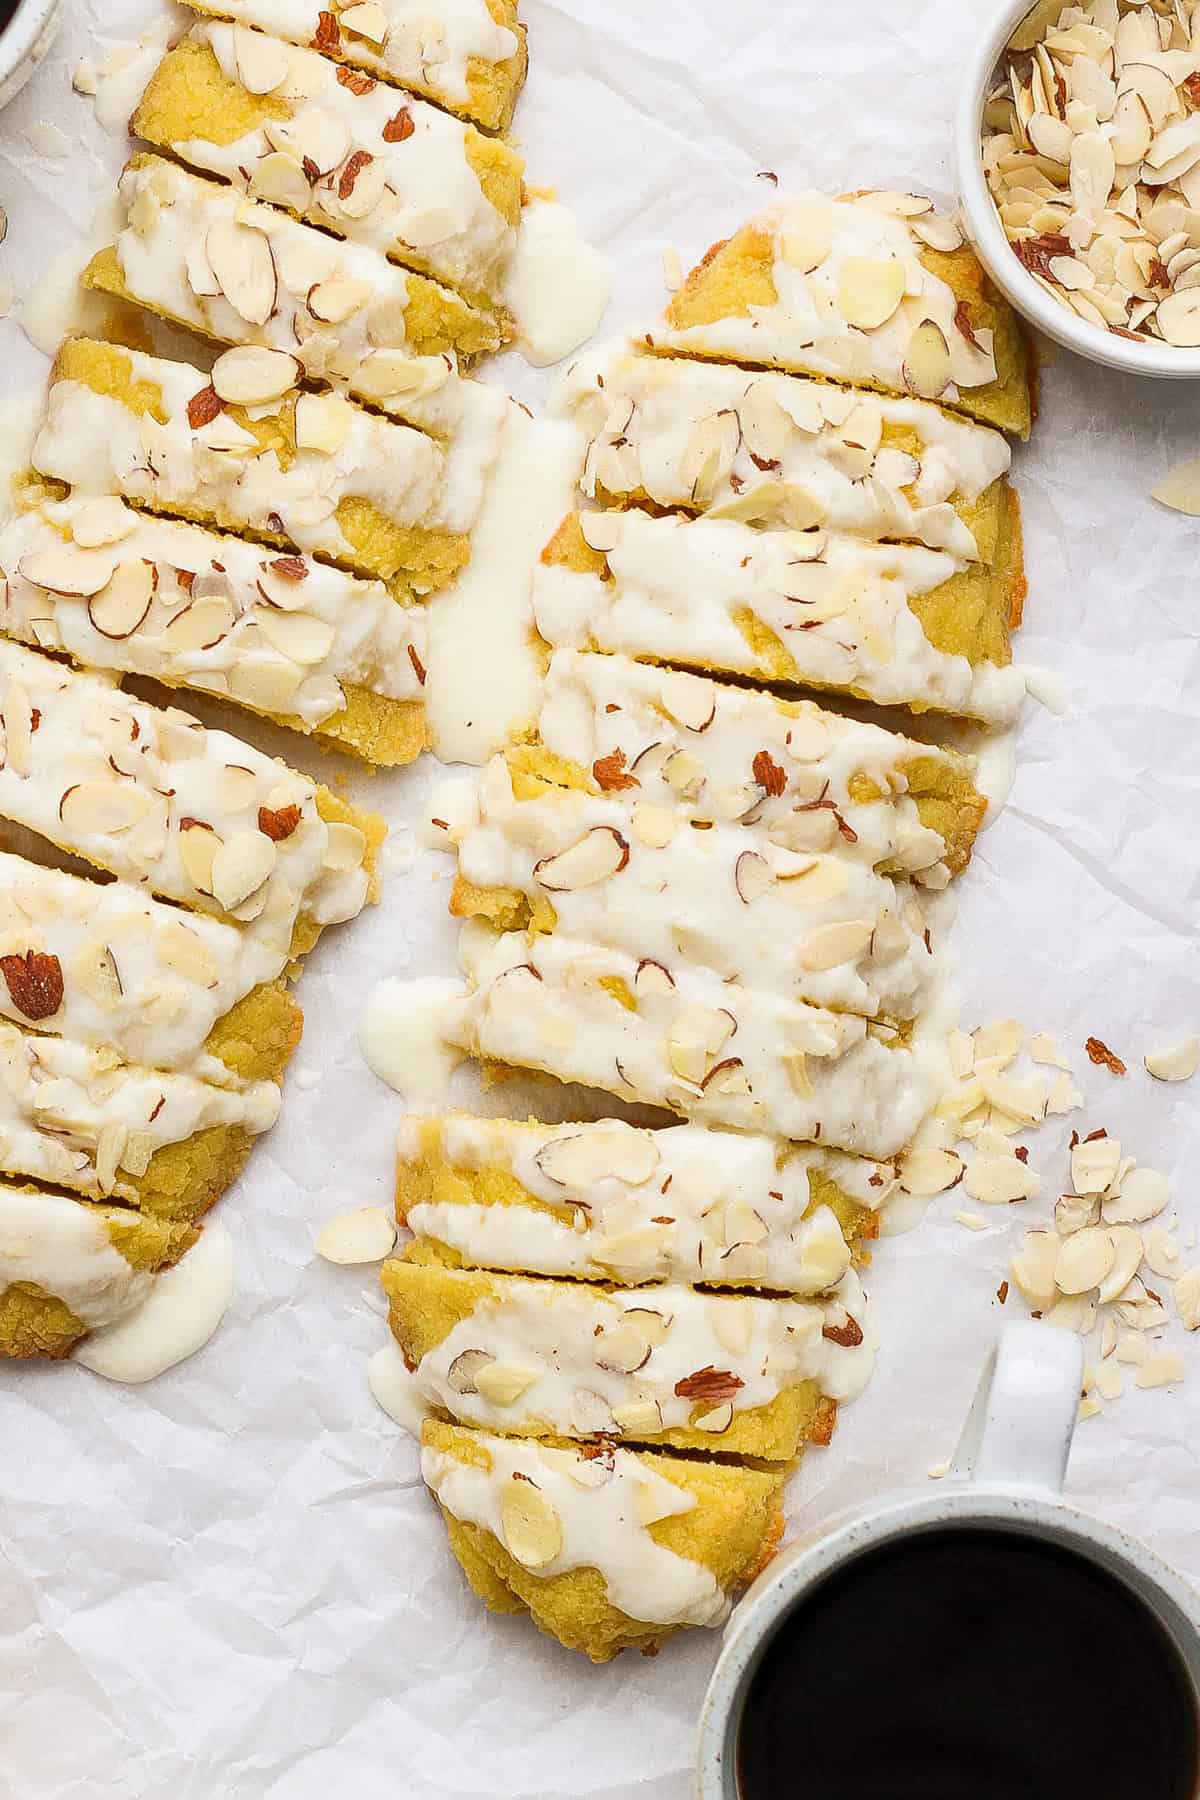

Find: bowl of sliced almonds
<box><xmin>957</xmin><ymin>0</ymin><xmax>1200</xmax><ymax>377</ymax></box>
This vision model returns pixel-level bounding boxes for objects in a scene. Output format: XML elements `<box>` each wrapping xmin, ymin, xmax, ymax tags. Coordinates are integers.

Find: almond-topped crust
<box><xmin>556</xmin><ymin>342</ymin><xmax>1016</xmax><ymax>565</ymax></box>
<box><xmin>526</xmin><ymin>649</ymin><xmax>986</xmax><ymax>880</ymax></box>
<box><xmin>648</xmin><ymin>191</ymin><xmax>1034</xmax><ymax>439</ymax></box>
<box><xmin>0</xmin><ymin>639</ymin><xmax>379</xmax><ymax>947</ymax></box>
<box><xmin>385</xmin><ymin>1244</ymin><xmax>874</xmax><ymax>1460</ymax></box>
<box><xmin>448</xmin><ymin>926</ymin><xmax>943</xmax><ymax>1160</ymax></box>
<box><xmin>0</xmin><ymin>1018</ymin><xmax>280</xmax><ymax>1213</ymax></box>
<box><xmin>0</xmin><ymin>851</ymin><xmax>303</xmax><ymax>1084</ymax></box>
<box><xmin>0</xmin><ymin>1181</ymin><xmax>197</xmax><ymax>1360</ymax></box>
<box><xmin>183</xmin><ymin>0</ymin><xmax>527</xmax><ymax>133</ymax></box>
<box><xmin>449</xmin><ymin>754</ymin><xmax>940</xmax><ymax>1023</ymax></box>
<box><xmin>86</xmin><ymin>155</ymin><xmax>504</xmax><ymax>414</ymax></box>
<box><xmin>134</xmin><ymin>24</ymin><xmax>522</xmax><ymax>313</ymax></box>
<box><xmin>424</xmin><ymin>1418</ymin><xmax>787</xmax><ymax>1661</ymax></box>
<box><xmin>1</xmin><ymin>497</ymin><xmax>427</xmax><ymax>765</ymax></box>
<box><xmin>534</xmin><ymin>509</ymin><xmax>1026</xmax><ymax>723</ymax></box>
<box><xmin>34</xmin><ymin>339</ymin><xmax>497</xmax><ymax>595</ymax></box>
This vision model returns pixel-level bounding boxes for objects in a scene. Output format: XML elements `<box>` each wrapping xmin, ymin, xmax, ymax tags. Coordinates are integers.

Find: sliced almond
<box><xmin>733</xmin><ymin>850</ymin><xmax>773</xmax><ymax>904</ymax></box>
<box><xmin>354</xmin><ymin>351</ymin><xmax>447</xmax><ymax>401</ymax></box>
<box><xmin>1135</xmin><ymin>1353</ymin><xmax>1185</xmax><ymax>1390</ymax></box>
<box><xmin>571</xmin><ymin>1390</ymin><xmax>616</xmax><ymax>1434</ymax></box>
<box><xmin>965</xmin><ymin>1154</ymin><xmax>1040</xmax><ymax>1206</ymax></box>
<box><xmin>1055</xmin><ymin>1193</ymin><xmax>1099</xmax><ymax>1236</ymax></box>
<box><xmin>334</xmin><ymin>153</ymin><xmax>388</xmax><ymax>220</ymax></box>
<box><xmin>205</xmin><ymin>218</ymin><xmax>277</xmax><ymax>326</ymax></box>
<box><xmin>307</xmin><ymin>275</ymin><xmax>374</xmax><ymax>325</ymax></box>
<box><xmin>1010</xmin><ymin>1229</ymin><xmax>1059</xmax><ymax>1309</ymax></box>
<box><xmin>1143</xmin><ymin>1035</ymin><xmax>1199</xmax><ymax>1082</ymax></box>
<box><xmin>1151</xmin><ymin>460</ymin><xmax>1200</xmax><ymax>518</ymax></box>
<box><xmin>210</xmin><ymin>831</ymin><xmax>276</xmax><ymax>910</ymax></box>
<box><xmin>837</xmin><ymin>256</ymin><xmax>906</xmax><ymax>330</ymax></box>
<box><xmin>798</xmin><ymin>919</ymin><xmax>874</xmax><ymax>972</ymax></box>
<box><xmin>211</xmin><ymin>346</ymin><xmax>301</xmax><ymax>407</ymax></box>
<box><xmin>232</xmin><ymin>23</ymin><xmax>291</xmax><ymax>94</ymax></box>
<box><xmin>294</xmin><ymin>391</ymin><xmax>354</xmax><ymax>456</ymax></box>
<box><xmin>1071</xmin><ymin>1135</ymin><xmax>1122</xmax><ymax>1195</ymax></box>
<box><xmin>89</xmin><ymin>562</ymin><xmax>156</xmax><ymax>640</ymax></box>
<box><xmin>1055</xmin><ymin>1225</ymin><xmax>1114</xmax><ymax>1294</ymax></box>
<box><xmin>339</xmin><ymin>1</ymin><xmax>389</xmax><ymax>43</ymax></box>
<box><xmin>578</xmin><ymin>512</ymin><xmax>620</xmax><ymax>555</ymax></box>
<box><xmin>1156</xmin><ymin>289</ymin><xmax>1200</xmax><ymax>347</ymax></box>
<box><xmin>902</xmin><ymin>320</ymin><xmax>953</xmax><ymax>398</ymax></box>
<box><xmin>250</xmin><ymin>151</ymin><xmax>314</xmax><ymax>212</ymax></box>
<box><xmin>315</xmin><ymin>1205</ymin><xmax>396</xmax><ymax>1264</ymax></box>
<box><xmin>19</xmin><ymin>545</ymin><xmax>117</xmax><ymax>598</ymax></box>
<box><xmin>446</xmin><ymin>1348</ymin><xmax>494</xmax><ymax>1394</ymax></box>
<box><xmin>899</xmin><ymin>1147</ymin><xmax>963</xmax><ymax>1196</ymax></box>
<box><xmin>1175</xmin><ymin>1267</ymin><xmax>1200</xmax><ymax>1331</ymax></box>
<box><xmin>690</xmin><ymin>1402</ymin><xmax>734</xmax><ymax>1433</ymax></box>
<box><xmin>323</xmin><ymin>822</ymin><xmax>366</xmax><ymax>872</ymax></box>
<box><xmin>612</xmin><ymin>1399</ymin><xmax>663</xmax><ymax>1436</ymax></box>
<box><xmin>679</xmin><ymin>410</ymin><xmax>741</xmax><ymax>505</ymax></box>
<box><xmin>594</xmin><ymin>1319</ymin><xmax>652</xmax><ymax>1375</ymax></box>
<box><xmin>162</xmin><ymin>597</ymin><xmax>235</xmax><ymax>653</ymax></box>
<box><xmin>70</xmin><ymin>940</ymin><xmax>122</xmax><ymax>1010</ymax></box>
<box><xmin>911</xmin><ymin>213</ymin><xmax>963</xmax><ymax>252</ymax></box>
<box><xmin>1097</xmin><ymin>1225</ymin><xmax>1145</xmax><ymax>1303</ymax></box>
<box><xmin>179</xmin><ymin>822</ymin><xmax>219</xmax><ymax>894</ymax></box>
<box><xmin>70</xmin><ymin>498</ymin><xmax>135</xmax><ymax>550</ymax></box>
<box><xmin>633</xmin><ymin>958</ymin><xmax>675</xmax><ymax>1000</ymax></box>
<box><xmin>474</xmin><ymin>1361</ymin><xmax>539</xmax><ymax>1406</ymax></box>
<box><xmin>779</xmin><ymin>198</ymin><xmax>834</xmax><ymax>272</ymax></box>
<box><xmin>667</xmin><ymin>1005</ymin><xmax>734</xmax><ymax>1085</ymax></box>
<box><xmin>777</xmin><ymin>860</ymin><xmax>849</xmax><ymax>906</ymax></box>
<box><xmin>256</xmin><ymin>609</ymin><xmax>336</xmax><ymax>666</ymax></box>
<box><xmin>534</xmin><ymin>827</ymin><xmax>629</xmax><ymax>891</ymax></box>
<box><xmin>59</xmin><ymin>782</ymin><xmax>151</xmax><ymax>836</ymax></box>
<box><xmin>535</xmin><ymin>1126</ymin><xmax>659</xmax><ymax>1188</ymax></box>
<box><xmin>657</xmin><ymin>670</ymin><xmax>716</xmax><ymax>733</ymax></box>
<box><xmin>499</xmin><ymin>1479</ymin><xmax>562</xmax><ymax>1570</ymax></box>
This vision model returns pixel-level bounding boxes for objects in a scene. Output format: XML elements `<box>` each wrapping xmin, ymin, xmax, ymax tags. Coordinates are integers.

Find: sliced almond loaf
<box><xmin>85</xmin><ymin>155</ymin><xmax>507</xmax><ymax>417</ymax></box>
<box><xmin>179</xmin><ymin>2</ymin><xmax>528</xmax><ymax>133</ymax></box>
<box><xmin>522</xmin><ymin>649</ymin><xmax>987</xmax><ymax>883</ymax></box>
<box><xmin>0</xmin><ymin>1180</ymin><xmax>198</xmax><ymax>1360</ymax></box>
<box><xmin>0</xmin><ymin>497</ymin><xmax>428</xmax><ymax>766</ymax></box>
<box><xmin>558</xmin><ymin>342</ymin><xmax>1018</xmax><ymax>566</ymax></box>
<box><xmin>0</xmin><ymin>1018</ymin><xmax>281</xmax><ymax>1220</ymax></box>
<box><xmin>447</xmin><ymin>927</ymin><xmax>941</xmax><ymax>1161</ymax></box>
<box><xmin>396</xmin><ymin>1114</ymin><xmax>889</xmax><ymax>1291</ymax></box>
<box><xmin>449</xmin><ymin>755</ymin><xmax>940</xmax><ymax>1024</ymax></box>
<box><xmin>422</xmin><ymin>1417</ymin><xmax>787</xmax><ymax>1661</ymax></box>
<box><xmin>536</xmin><ymin>508</ymin><xmax>1026</xmax><ymax>723</ymax></box>
<box><xmin>33</xmin><ymin>338</ymin><xmax>498</xmax><ymax>595</ymax></box>
<box><xmin>646</xmin><ymin>190</ymin><xmax>1034</xmax><ymax>439</ymax></box>
<box><xmin>0</xmin><ymin>853</ymin><xmax>302</xmax><ymax>1084</ymax></box>
<box><xmin>133</xmin><ymin>22</ymin><xmax>523</xmax><ymax>314</ymax></box>
<box><xmin>384</xmin><ymin>1241</ymin><xmax>872</xmax><ymax>1460</ymax></box>
<box><xmin>0</xmin><ymin>639</ymin><xmax>382</xmax><ymax>956</ymax></box>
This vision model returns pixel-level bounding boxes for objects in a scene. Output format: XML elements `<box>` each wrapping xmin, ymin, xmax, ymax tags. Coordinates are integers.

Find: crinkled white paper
<box><xmin>2</xmin><ymin>2</ymin><xmax>1199</xmax><ymax>1795</ymax></box>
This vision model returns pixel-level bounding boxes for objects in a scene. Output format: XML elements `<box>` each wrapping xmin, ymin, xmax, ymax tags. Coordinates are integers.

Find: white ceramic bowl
<box><xmin>0</xmin><ymin>0</ymin><xmax>64</xmax><ymax>113</ymax></box>
<box><xmin>955</xmin><ymin>0</ymin><xmax>1200</xmax><ymax>380</ymax></box>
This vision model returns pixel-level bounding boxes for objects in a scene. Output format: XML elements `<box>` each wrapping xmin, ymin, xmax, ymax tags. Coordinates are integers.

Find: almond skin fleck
<box><xmin>258</xmin><ymin>803</ymin><xmax>302</xmax><ymax>842</ymax></box>
<box><xmin>1086</xmin><ymin>1036</ymin><xmax>1127</xmax><ymax>1076</ymax></box>
<box><xmin>382</xmin><ymin>108</ymin><xmax>415</xmax><ymax>144</ymax></box>
<box><xmin>407</xmin><ymin>644</ymin><xmax>427</xmax><ymax>686</ymax></box>
<box><xmin>269</xmin><ymin>556</ymin><xmax>307</xmax><ymax>583</ymax></box>
<box><xmin>673</xmin><ymin>1366</ymin><xmax>745</xmax><ymax>1405</ymax></box>
<box><xmin>336</xmin><ymin>64</ymin><xmax>376</xmax><ymax>95</ymax></box>
<box><xmin>1</xmin><ymin>950</ymin><xmax>64</xmax><ymax>1021</ymax></box>
<box><xmin>822</xmin><ymin>1315</ymin><xmax>864</xmax><ymax>1348</ymax></box>
<box><xmin>313</xmin><ymin>10</ymin><xmax>340</xmax><ymax>52</ymax></box>
<box><xmin>1012</xmin><ymin>232</ymin><xmax>1072</xmax><ymax>280</ymax></box>
<box><xmin>593</xmin><ymin>749</ymin><xmax>638</xmax><ymax>792</ymax></box>
<box><xmin>752</xmin><ymin>750</ymin><xmax>786</xmax><ymax>796</ymax></box>
<box><xmin>187</xmin><ymin>385</ymin><xmax>222</xmax><ymax>429</ymax></box>
<box><xmin>338</xmin><ymin>150</ymin><xmax>374</xmax><ymax>202</ymax></box>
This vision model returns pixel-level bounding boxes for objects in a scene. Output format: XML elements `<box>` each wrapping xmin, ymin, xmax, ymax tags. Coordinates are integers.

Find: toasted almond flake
<box><xmin>70</xmin><ymin>498</ymin><xmax>136</xmax><ymax>550</ymax></box>
<box><xmin>965</xmin><ymin>1154</ymin><xmax>1041</xmax><ymax>1206</ymax></box>
<box><xmin>837</xmin><ymin>255</ymin><xmax>906</xmax><ymax>330</ymax></box>
<box><xmin>899</xmin><ymin>1147</ymin><xmax>963</xmax><ymax>1196</ymax></box>
<box><xmin>315</xmin><ymin>1205</ymin><xmax>396</xmax><ymax>1264</ymax></box>
<box><xmin>232</xmin><ymin>23</ymin><xmax>292</xmax><ymax>93</ymax></box>
<box><xmin>19</xmin><ymin>545</ymin><xmax>118</xmax><ymax>598</ymax></box>
<box><xmin>1143</xmin><ymin>1035</ymin><xmax>1200</xmax><ymax>1082</ymax></box>
<box><xmin>797</xmin><ymin>919</ymin><xmax>874</xmax><ymax>972</ymax></box>
<box><xmin>954</xmin><ymin>1209</ymin><xmax>989</xmax><ymax>1232</ymax></box>
<box><xmin>1156</xmin><ymin>289</ymin><xmax>1200</xmax><ymax>347</ymax></box>
<box><xmin>535</xmin><ymin>1127</ymin><xmax>659</xmax><ymax>1188</ymax></box>
<box><xmin>1144</xmin><ymin>1225</ymin><xmax>1180</xmax><ymax>1279</ymax></box>
<box><xmin>1029</xmin><ymin>1031</ymin><xmax>1071</xmax><ymax>1069</ymax></box>
<box><xmin>210</xmin><ymin>831</ymin><xmax>276</xmax><ymax>911</ymax></box>
<box><xmin>1097</xmin><ymin>1225</ymin><xmax>1144</xmax><ymax>1303</ymax></box>
<box><xmin>1115</xmin><ymin>1330</ymin><xmax>1148</xmax><ymax>1366</ymax></box>
<box><xmin>324</xmin><ymin>822</ymin><xmax>366</xmax><ymax>872</ymax></box>
<box><xmin>256</xmin><ymin>609</ymin><xmax>336</xmax><ymax>666</ymax></box>
<box><xmin>499</xmin><ymin>1480</ymin><xmax>561</xmax><ymax>1569</ymax></box>
<box><xmin>1046</xmin><ymin>1072</ymin><xmax>1083</xmax><ymax>1115</ymax></box>
<box><xmin>251</xmin><ymin>151</ymin><xmax>313</xmax><ymax>212</ymax></box>
<box><xmin>902</xmin><ymin>319</ymin><xmax>953</xmax><ymax>398</ymax></box>
<box><xmin>339</xmin><ymin>1</ymin><xmax>389</xmax><ymax>43</ymax></box>
<box><xmin>1175</xmin><ymin>1267</ymin><xmax>1200</xmax><ymax>1330</ymax></box>
<box><xmin>973</xmin><ymin>1019</ymin><xmax>1024</xmax><ymax>1067</ymax></box>
<box><xmin>1071</xmin><ymin>1135</ymin><xmax>1122</xmax><ymax>1195</ymax></box>
<box><xmin>977</xmin><ymin>1067</ymin><xmax>1045</xmax><ymax>1125</ymax></box>
<box><xmin>59</xmin><ymin>781</ymin><xmax>151</xmax><ymax>836</ymax></box>
<box><xmin>206</xmin><ymin>219</ymin><xmax>277</xmax><ymax>326</ymax></box>
<box><xmin>294</xmin><ymin>391</ymin><xmax>354</xmax><ymax>456</ymax></box>
<box><xmin>474</xmin><ymin>1361</ymin><xmax>539</xmax><ymax>1406</ymax></box>
<box><xmin>948</xmin><ymin>1029</ymin><xmax>976</xmax><ymax>1080</ymax></box>
<box><xmin>211</xmin><ymin>346</ymin><xmax>301</xmax><ymax>407</ymax></box>
<box><xmin>534</xmin><ymin>827</ymin><xmax>629</xmax><ymax>891</ymax></box>
<box><xmin>1055</xmin><ymin>1193</ymin><xmax>1099</xmax><ymax>1236</ymax></box>
<box><xmin>779</xmin><ymin>199</ymin><xmax>834</xmax><ymax>272</ymax></box>
<box><xmin>1135</xmin><ymin>1352</ymin><xmax>1185</xmax><ymax>1390</ymax></box>
<box><xmin>89</xmin><ymin>562</ymin><xmax>156</xmax><ymax>640</ymax></box>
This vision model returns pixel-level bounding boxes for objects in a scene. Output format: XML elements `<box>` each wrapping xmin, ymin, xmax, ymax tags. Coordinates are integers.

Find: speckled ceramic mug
<box><xmin>0</xmin><ymin>0</ymin><xmax>63</xmax><ymax>113</ymax></box>
<box><xmin>696</xmin><ymin>1320</ymin><xmax>1200</xmax><ymax>1799</ymax></box>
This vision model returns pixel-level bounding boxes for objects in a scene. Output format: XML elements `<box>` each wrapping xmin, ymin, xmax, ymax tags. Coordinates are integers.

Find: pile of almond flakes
<box><xmin>899</xmin><ymin>1020</ymin><xmax>1199</xmax><ymax>1421</ymax></box>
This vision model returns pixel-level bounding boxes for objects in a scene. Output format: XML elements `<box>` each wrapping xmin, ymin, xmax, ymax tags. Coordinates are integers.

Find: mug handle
<box><xmin>949</xmin><ymin>1320</ymin><xmax>1084</xmax><ymax>1495</ymax></box>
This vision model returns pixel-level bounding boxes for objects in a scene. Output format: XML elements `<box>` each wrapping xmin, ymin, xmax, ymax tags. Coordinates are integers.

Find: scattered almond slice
<box><xmin>973</xmin><ymin>1019</ymin><xmax>1023</xmax><ymax>1066</ymax></box>
<box><xmin>1029</xmin><ymin>1031</ymin><xmax>1071</xmax><ymax>1070</ymax></box>
<box><xmin>1144</xmin><ymin>1226</ymin><xmax>1181</xmax><ymax>1281</ymax></box>
<box><xmin>1101</xmin><ymin>1166</ymin><xmax>1169</xmax><ymax>1225</ymax></box>
<box><xmin>1046</xmin><ymin>1072</ymin><xmax>1083</xmax><ymax>1115</ymax></box>
<box><xmin>1071</xmin><ymin>1136</ymin><xmax>1121</xmax><ymax>1195</ymax></box>
<box><xmin>1055</xmin><ymin>1225</ymin><xmax>1114</xmax><ymax>1294</ymax></box>
<box><xmin>947</xmin><ymin>1029</ymin><xmax>975</xmax><ymax>1080</ymax></box>
<box><xmin>1175</xmin><ymin>1268</ymin><xmax>1200</xmax><ymax>1331</ymax></box>
<box><xmin>1095</xmin><ymin>1360</ymin><xmax>1123</xmax><ymax>1402</ymax></box>
<box><xmin>953</xmin><ymin>1210</ymin><xmax>989</xmax><ymax>1232</ymax></box>
<box><xmin>966</xmin><ymin>1154</ymin><xmax>1040</xmax><ymax>1206</ymax></box>
<box><xmin>1143</xmin><ymin>1036</ymin><xmax>1199</xmax><ymax>1082</ymax></box>
<box><xmin>1151</xmin><ymin>461</ymin><xmax>1200</xmax><ymax>518</ymax></box>
<box><xmin>316</xmin><ymin>1206</ymin><xmax>397</xmax><ymax>1265</ymax></box>
<box><xmin>1135</xmin><ymin>1353</ymin><xmax>1185</xmax><ymax>1390</ymax></box>
<box><xmin>899</xmin><ymin>1147</ymin><xmax>963</xmax><ymax>1196</ymax></box>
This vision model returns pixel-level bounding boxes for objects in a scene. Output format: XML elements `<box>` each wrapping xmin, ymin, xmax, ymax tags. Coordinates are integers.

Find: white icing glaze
<box><xmin>73</xmin><ymin>1218</ymin><xmax>234</xmax><ymax>1382</ymax></box>
<box><xmin>534</xmin><ymin>509</ymin><xmax>1024</xmax><ymax>724</ymax></box>
<box><xmin>449</xmin><ymin>926</ymin><xmax>942</xmax><ymax>1159</ymax></box>
<box><xmin>0</xmin><ymin>640</ymin><xmax>371</xmax><ymax>936</ymax></box>
<box><xmin>0</xmin><ymin>1181</ymin><xmax>154</xmax><ymax>1329</ymax></box>
<box><xmin>400</xmin><ymin>1113</ymin><xmax>894</xmax><ymax>1291</ymax></box>
<box><xmin>457</xmin><ymin>754</ymin><xmax>939</xmax><ymax>1020</ymax></box>
<box><xmin>90</xmin><ymin>19</ymin><xmax>177</xmax><ymax>137</ymax></box>
<box><xmin>401</xmin><ymin>1266</ymin><xmax>875</xmax><ymax>1440</ymax></box>
<box><xmin>652</xmin><ymin>191</ymin><xmax>999</xmax><ymax>402</ymax></box>
<box><xmin>422</xmin><ymin>1429</ymin><xmax>729</xmax><ymax>1629</ymax></box>
<box><xmin>556</xmin><ymin>341</ymin><xmax>1011</xmax><ymax>560</ymax></box>
<box><xmin>504</xmin><ymin>199</ymin><xmax>612</xmax><ymax>368</ymax></box>
<box><xmin>535</xmin><ymin>649</ymin><xmax>962</xmax><ymax>877</ymax></box>
<box><xmin>359</xmin><ymin>975</ymin><xmax>467</xmax><ymax>1104</ymax></box>
<box><xmin>368</xmin><ymin>1336</ymin><xmax>428</xmax><ymax>1436</ymax></box>
<box><xmin>0</xmin><ymin>1021</ymin><xmax>279</xmax><ymax>1202</ymax></box>
<box><xmin>0</xmin><ymin>498</ymin><xmax>426</xmax><ymax>734</ymax></box>
<box><xmin>180</xmin><ymin>22</ymin><xmax>517</xmax><ymax>307</ymax></box>
<box><xmin>425</xmin><ymin>406</ymin><xmax>583</xmax><ymax>764</ymax></box>
<box><xmin>187</xmin><ymin>0</ymin><xmax>519</xmax><ymax>119</ymax></box>
<box><xmin>109</xmin><ymin>157</ymin><xmax>505</xmax><ymax>445</ymax></box>
<box><xmin>0</xmin><ymin>853</ymin><xmax>281</xmax><ymax>1081</ymax></box>
<box><xmin>33</xmin><ymin>341</ymin><xmax>485</xmax><ymax>581</ymax></box>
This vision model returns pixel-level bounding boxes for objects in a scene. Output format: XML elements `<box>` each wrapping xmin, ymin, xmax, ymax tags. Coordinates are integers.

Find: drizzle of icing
<box><xmin>504</xmin><ymin>198</ymin><xmax>611</xmax><ymax>368</ymax></box>
<box><xmin>73</xmin><ymin>1219</ymin><xmax>234</xmax><ymax>1383</ymax></box>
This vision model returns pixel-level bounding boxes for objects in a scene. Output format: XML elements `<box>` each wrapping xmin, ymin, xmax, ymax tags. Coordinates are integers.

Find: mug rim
<box><xmin>697</xmin><ymin>1486</ymin><xmax>1200</xmax><ymax>1800</ymax></box>
<box><xmin>0</xmin><ymin>0</ymin><xmax>62</xmax><ymax>103</ymax></box>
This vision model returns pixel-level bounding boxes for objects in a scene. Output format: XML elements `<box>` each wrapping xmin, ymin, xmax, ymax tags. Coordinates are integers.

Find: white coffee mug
<box><xmin>0</xmin><ymin>0</ymin><xmax>63</xmax><ymax>113</ymax></box>
<box><xmin>697</xmin><ymin>1320</ymin><xmax>1200</xmax><ymax>1798</ymax></box>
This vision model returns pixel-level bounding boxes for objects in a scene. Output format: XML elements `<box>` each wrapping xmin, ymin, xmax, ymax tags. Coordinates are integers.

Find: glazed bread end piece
<box><xmin>424</xmin><ymin>1417</ymin><xmax>788</xmax><ymax>1662</ymax></box>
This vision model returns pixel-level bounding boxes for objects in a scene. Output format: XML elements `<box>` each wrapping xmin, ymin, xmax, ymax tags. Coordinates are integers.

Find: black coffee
<box><xmin>737</xmin><ymin>1527</ymin><xmax>1198</xmax><ymax>1800</ymax></box>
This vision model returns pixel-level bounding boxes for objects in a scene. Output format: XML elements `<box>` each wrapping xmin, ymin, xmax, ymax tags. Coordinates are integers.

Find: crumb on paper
<box><xmin>927</xmin><ymin>1458</ymin><xmax>951</xmax><ymax>1480</ymax></box>
<box><xmin>316</xmin><ymin>1206</ymin><xmax>398</xmax><ymax>1267</ymax></box>
<box><xmin>30</xmin><ymin>121</ymin><xmax>70</xmax><ymax>158</ymax></box>
<box><xmin>662</xmin><ymin>247</ymin><xmax>683</xmax><ymax>293</ymax></box>
<box><xmin>72</xmin><ymin>56</ymin><xmax>98</xmax><ymax>96</ymax></box>
<box><xmin>953</xmin><ymin>1209</ymin><xmax>988</xmax><ymax>1232</ymax></box>
<box><xmin>1144</xmin><ymin>1036</ymin><xmax>1199</xmax><ymax>1084</ymax></box>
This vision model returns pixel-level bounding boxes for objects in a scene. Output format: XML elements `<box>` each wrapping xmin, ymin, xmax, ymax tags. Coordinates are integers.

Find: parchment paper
<box><xmin>2</xmin><ymin>2</ymin><xmax>1199</xmax><ymax>1795</ymax></box>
